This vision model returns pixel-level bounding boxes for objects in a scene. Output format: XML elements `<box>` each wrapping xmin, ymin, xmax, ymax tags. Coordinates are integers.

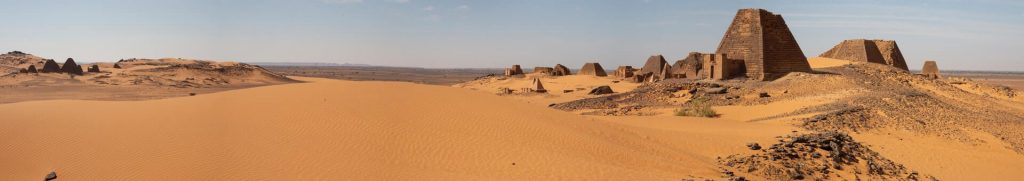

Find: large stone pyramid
<box><xmin>819</xmin><ymin>39</ymin><xmax>909</xmax><ymax>71</ymax></box>
<box><xmin>716</xmin><ymin>8</ymin><xmax>811</xmax><ymax>80</ymax></box>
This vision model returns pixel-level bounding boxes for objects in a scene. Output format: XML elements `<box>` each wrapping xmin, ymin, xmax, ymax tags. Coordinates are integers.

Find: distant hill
<box><xmin>248</xmin><ymin>62</ymin><xmax>372</xmax><ymax>67</ymax></box>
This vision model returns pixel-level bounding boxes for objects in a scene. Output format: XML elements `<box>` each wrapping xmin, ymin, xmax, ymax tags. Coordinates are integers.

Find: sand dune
<box><xmin>0</xmin><ymin>77</ymin><xmax>711</xmax><ymax>180</ymax></box>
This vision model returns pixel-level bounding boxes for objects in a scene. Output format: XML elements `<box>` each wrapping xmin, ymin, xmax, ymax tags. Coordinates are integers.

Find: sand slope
<box><xmin>0</xmin><ymin>77</ymin><xmax>706</xmax><ymax>180</ymax></box>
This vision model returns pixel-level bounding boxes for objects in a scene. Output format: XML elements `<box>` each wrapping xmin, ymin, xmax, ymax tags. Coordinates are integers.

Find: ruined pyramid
<box><xmin>820</xmin><ymin>39</ymin><xmax>909</xmax><ymax>71</ymax></box>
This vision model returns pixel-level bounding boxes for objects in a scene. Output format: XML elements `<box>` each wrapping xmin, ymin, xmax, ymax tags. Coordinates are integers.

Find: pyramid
<box><xmin>26</xmin><ymin>65</ymin><xmax>38</xmax><ymax>73</ymax></box>
<box><xmin>922</xmin><ymin>60</ymin><xmax>940</xmax><ymax>79</ymax></box>
<box><xmin>41</xmin><ymin>59</ymin><xmax>61</xmax><ymax>73</ymax></box>
<box><xmin>61</xmin><ymin>58</ymin><xmax>84</xmax><ymax>75</ymax></box>
<box><xmin>531</xmin><ymin>78</ymin><xmax>547</xmax><ymax>93</ymax></box>
<box><xmin>819</xmin><ymin>39</ymin><xmax>909</xmax><ymax>71</ymax></box>
<box><xmin>552</xmin><ymin>64</ymin><xmax>571</xmax><ymax>76</ymax></box>
<box><xmin>639</xmin><ymin>54</ymin><xmax>668</xmax><ymax>76</ymax></box>
<box><xmin>578</xmin><ymin>62</ymin><xmax>607</xmax><ymax>77</ymax></box>
<box><xmin>716</xmin><ymin>8</ymin><xmax>811</xmax><ymax>80</ymax></box>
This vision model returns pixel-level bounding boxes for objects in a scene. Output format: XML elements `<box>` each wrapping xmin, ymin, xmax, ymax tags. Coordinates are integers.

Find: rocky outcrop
<box><xmin>579</xmin><ymin>62</ymin><xmax>607</xmax><ymax>77</ymax></box>
<box><xmin>113</xmin><ymin>63</ymin><xmax>122</xmax><ymax>69</ymax></box>
<box><xmin>41</xmin><ymin>59</ymin><xmax>61</xmax><ymax>73</ymax></box>
<box><xmin>588</xmin><ymin>85</ymin><xmax>614</xmax><ymax>95</ymax></box>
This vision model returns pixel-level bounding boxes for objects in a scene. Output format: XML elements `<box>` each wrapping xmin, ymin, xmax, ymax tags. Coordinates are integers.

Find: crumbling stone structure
<box><xmin>639</xmin><ymin>55</ymin><xmax>668</xmax><ymax>76</ymax></box>
<box><xmin>61</xmin><ymin>58</ymin><xmax>84</xmax><ymax>75</ymax></box>
<box><xmin>26</xmin><ymin>65</ymin><xmax>38</xmax><ymax>73</ymax></box>
<box><xmin>614</xmin><ymin>66</ymin><xmax>634</xmax><ymax>78</ymax></box>
<box><xmin>579</xmin><ymin>62</ymin><xmax>607</xmax><ymax>77</ymax></box>
<box><xmin>673</xmin><ymin>52</ymin><xmax>707</xmax><ymax>79</ymax></box>
<box><xmin>716</xmin><ymin>8</ymin><xmax>811</xmax><ymax>80</ymax></box>
<box><xmin>41</xmin><ymin>59</ymin><xmax>61</xmax><ymax>73</ymax></box>
<box><xmin>922</xmin><ymin>60</ymin><xmax>940</xmax><ymax>79</ymax></box>
<box><xmin>522</xmin><ymin>78</ymin><xmax>547</xmax><ymax>93</ymax></box>
<box><xmin>87</xmin><ymin>65</ymin><xmax>101</xmax><ymax>73</ymax></box>
<box><xmin>820</xmin><ymin>39</ymin><xmax>909</xmax><ymax>71</ymax></box>
<box><xmin>702</xmin><ymin>54</ymin><xmax>745</xmax><ymax>80</ymax></box>
<box><xmin>552</xmin><ymin>64</ymin><xmax>571</xmax><ymax>76</ymax></box>
<box><xmin>504</xmin><ymin>64</ymin><xmax>524</xmax><ymax>76</ymax></box>
<box><xmin>533</xmin><ymin>67</ymin><xmax>554</xmax><ymax>74</ymax></box>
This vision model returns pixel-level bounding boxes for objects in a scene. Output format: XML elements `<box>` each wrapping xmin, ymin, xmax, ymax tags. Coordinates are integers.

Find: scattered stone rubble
<box><xmin>719</xmin><ymin>132</ymin><xmax>935</xmax><ymax>181</ymax></box>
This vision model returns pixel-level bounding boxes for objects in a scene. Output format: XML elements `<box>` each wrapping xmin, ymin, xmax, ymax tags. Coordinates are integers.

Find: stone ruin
<box><xmin>716</xmin><ymin>8</ymin><xmax>811</xmax><ymax>80</ymax></box>
<box><xmin>533</xmin><ymin>67</ymin><xmax>554</xmax><ymax>74</ymax></box>
<box><xmin>552</xmin><ymin>64</ymin><xmax>571</xmax><ymax>76</ymax></box>
<box><xmin>521</xmin><ymin>78</ymin><xmax>547</xmax><ymax>93</ymax></box>
<box><xmin>820</xmin><ymin>39</ymin><xmax>909</xmax><ymax>71</ymax></box>
<box><xmin>578</xmin><ymin>62</ymin><xmax>607</xmax><ymax>77</ymax></box>
<box><xmin>702</xmin><ymin>53</ymin><xmax>745</xmax><ymax>80</ymax></box>
<box><xmin>614</xmin><ymin>66</ymin><xmax>634</xmax><ymax>78</ymax></box>
<box><xmin>504</xmin><ymin>64</ymin><xmax>524</xmax><ymax>76</ymax></box>
<box><xmin>922</xmin><ymin>60</ymin><xmax>940</xmax><ymax>79</ymax></box>
<box><xmin>639</xmin><ymin>54</ymin><xmax>668</xmax><ymax>76</ymax></box>
<box><xmin>637</xmin><ymin>54</ymin><xmax>674</xmax><ymax>82</ymax></box>
<box><xmin>87</xmin><ymin>64</ymin><xmax>101</xmax><ymax>73</ymax></box>
<box><xmin>41</xmin><ymin>59</ymin><xmax>61</xmax><ymax>73</ymax></box>
<box><xmin>672</xmin><ymin>52</ymin><xmax>706</xmax><ymax>79</ymax></box>
<box><xmin>60</xmin><ymin>58</ymin><xmax>84</xmax><ymax>75</ymax></box>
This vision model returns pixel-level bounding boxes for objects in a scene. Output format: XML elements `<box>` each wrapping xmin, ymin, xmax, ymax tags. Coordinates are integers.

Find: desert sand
<box><xmin>0</xmin><ymin>77</ymin><xmax>747</xmax><ymax>180</ymax></box>
<box><xmin>3</xmin><ymin>75</ymin><xmax>1021</xmax><ymax>180</ymax></box>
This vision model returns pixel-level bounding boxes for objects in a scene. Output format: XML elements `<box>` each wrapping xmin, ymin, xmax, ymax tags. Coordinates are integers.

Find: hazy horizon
<box><xmin>1</xmin><ymin>0</ymin><xmax>1022</xmax><ymax>71</ymax></box>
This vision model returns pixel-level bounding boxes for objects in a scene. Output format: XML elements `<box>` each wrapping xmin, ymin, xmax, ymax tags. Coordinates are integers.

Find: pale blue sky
<box><xmin>0</xmin><ymin>0</ymin><xmax>1021</xmax><ymax>71</ymax></box>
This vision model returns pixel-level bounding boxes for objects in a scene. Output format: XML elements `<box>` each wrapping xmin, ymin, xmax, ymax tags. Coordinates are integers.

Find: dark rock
<box><xmin>113</xmin><ymin>63</ymin><xmax>122</xmax><ymax>69</ymax></box>
<box><xmin>758</xmin><ymin>92</ymin><xmax>770</xmax><ymax>98</ymax></box>
<box><xmin>18</xmin><ymin>68</ymin><xmax>28</xmax><ymax>73</ymax></box>
<box><xmin>27</xmin><ymin>65</ymin><xmax>38</xmax><ymax>73</ymax></box>
<box><xmin>45</xmin><ymin>171</ymin><xmax>57</xmax><ymax>181</ymax></box>
<box><xmin>704</xmin><ymin>87</ymin><xmax>727</xmax><ymax>94</ymax></box>
<box><xmin>588</xmin><ymin>86</ymin><xmax>614</xmax><ymax>95</ymax></box>
<box><xmin>746</xmin><ymin>143</ymin><xmax>761</xmax><ymax>150</ymax></box>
